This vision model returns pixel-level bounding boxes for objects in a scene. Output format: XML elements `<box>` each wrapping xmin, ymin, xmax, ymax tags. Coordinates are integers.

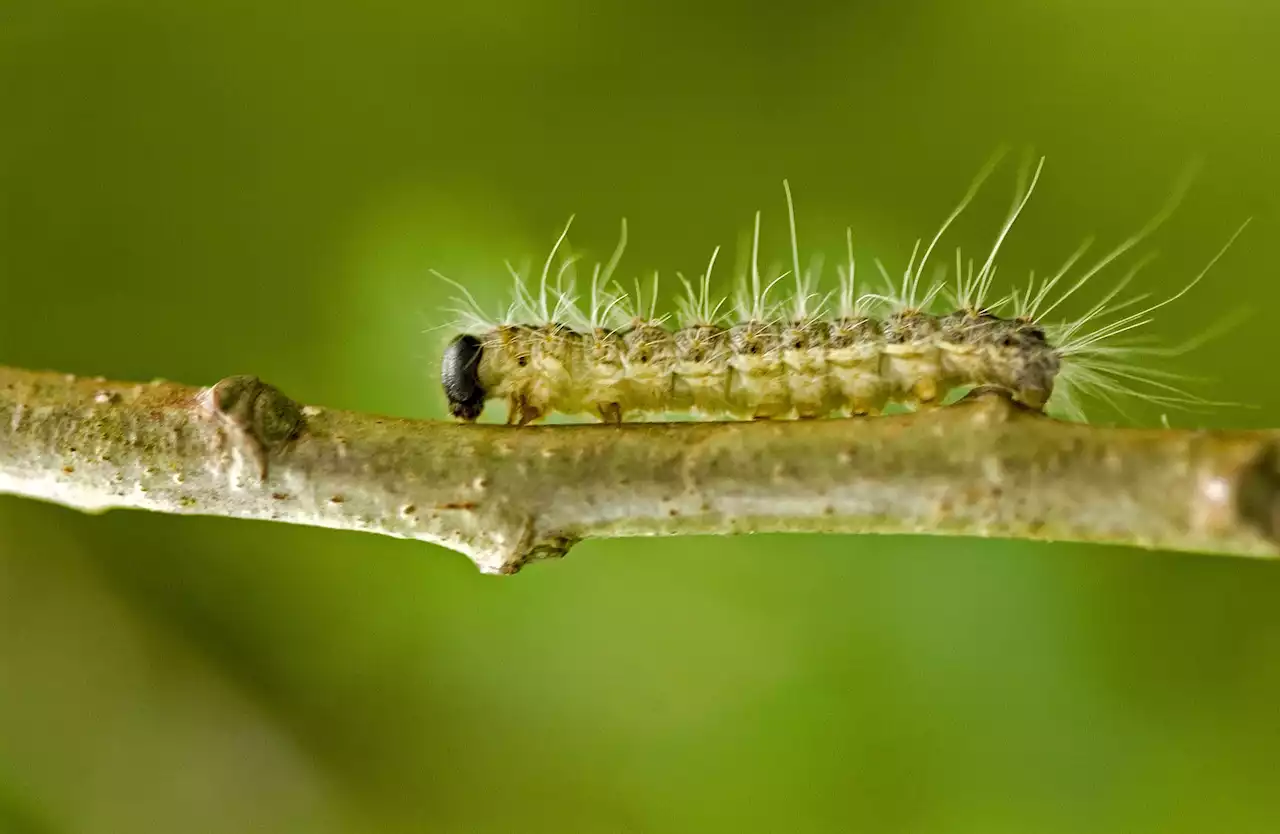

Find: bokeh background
<box><xmin>3</xmin><ymin>1</ymin><xmax>1280</xmax><ymax>832</ymax></box>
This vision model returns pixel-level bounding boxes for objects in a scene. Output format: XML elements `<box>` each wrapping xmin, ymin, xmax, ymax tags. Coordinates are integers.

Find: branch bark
<box><xmin>1</xmin><ymin>365</ymin><xmax>1277</xmax><ymax>574</ymax></box>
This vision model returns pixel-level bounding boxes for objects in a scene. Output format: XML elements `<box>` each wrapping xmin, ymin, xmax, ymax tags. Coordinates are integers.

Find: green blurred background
<box><xmin>2</xmin><ymin>1</ymin><xmax>1279</xmax><ymax>832</ymax></box>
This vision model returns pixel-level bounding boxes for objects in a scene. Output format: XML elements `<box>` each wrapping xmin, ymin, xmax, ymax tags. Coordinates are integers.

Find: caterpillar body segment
<box><xmin>441</xmin><ymin>310</ymin><xmax>1060</xmax><ymax>425</ymax></box>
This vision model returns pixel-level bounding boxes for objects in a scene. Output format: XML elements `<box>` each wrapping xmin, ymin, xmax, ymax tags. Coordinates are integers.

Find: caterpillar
<box><xmin>436</xmin><ymin>157</ymin><xmax>1248</xmax><ymax>426</ymax></box>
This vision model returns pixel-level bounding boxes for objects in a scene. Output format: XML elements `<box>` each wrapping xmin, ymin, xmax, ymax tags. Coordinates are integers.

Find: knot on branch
<box><xmin>196</xmin><ymin>375</ymin><xmax>306</xmax><ymax>483</ymax></box>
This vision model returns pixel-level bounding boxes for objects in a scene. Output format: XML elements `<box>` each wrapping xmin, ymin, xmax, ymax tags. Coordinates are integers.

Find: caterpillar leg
<box><xmin>597</xmin><ymin>402</ymin><xmax>624</xmax><ymax>425</ymax></box>
<box><xmin>1015</xmin><ymin>386</ymin><xmax>1051</xmax><ymax>412</ymax></box>
<box><xmin>911</xmin><ymin>378</ymin><xmax>940</xmax><ymax>404</ymax></box>
<box><xmin>956</xmin><ymin>385</ymin><xmax>1024</xmax><ymax>408</ymax></box>
<box><xmin>506</xmin><ymin>394</ymin><xmax>544</xmax><ymax>426</ymax></box>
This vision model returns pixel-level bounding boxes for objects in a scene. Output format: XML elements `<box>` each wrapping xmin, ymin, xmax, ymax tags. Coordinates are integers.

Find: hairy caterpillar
<box><xmin>436</xmin><ymin>158</ymin><xmax>1247</xmax><ymax>425</ymax></box>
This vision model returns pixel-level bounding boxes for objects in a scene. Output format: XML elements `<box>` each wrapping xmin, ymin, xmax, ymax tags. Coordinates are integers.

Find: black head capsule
<box><xmin>441</xmin><ymin>334</ymin><xmax>487</xmax><ymax>421</ymax></box>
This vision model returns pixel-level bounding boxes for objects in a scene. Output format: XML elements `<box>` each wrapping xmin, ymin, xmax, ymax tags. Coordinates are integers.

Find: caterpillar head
<box><xmin>442</xmin><ymin>333</ymin><xmax>487</xmax><ymax>421</ymax></box>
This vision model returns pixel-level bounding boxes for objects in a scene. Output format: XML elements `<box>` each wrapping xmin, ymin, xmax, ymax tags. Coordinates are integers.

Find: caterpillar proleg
<box><xmin>436</xmin><ymin>159</ymin><xmax>1248</xmax><ymax>426</ymax></box>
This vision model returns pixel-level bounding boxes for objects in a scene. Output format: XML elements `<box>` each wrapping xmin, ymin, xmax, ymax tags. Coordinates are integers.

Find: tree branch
<box><xmin>1</xmin><ymin>365</ymin><xmax>1277</xmax><ymax>573</ymax></box>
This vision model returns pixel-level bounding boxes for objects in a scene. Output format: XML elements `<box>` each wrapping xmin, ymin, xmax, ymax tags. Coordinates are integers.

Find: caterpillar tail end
<box><xmin>1237</xmin><ymin>441</ymin><xmax>1280</xmax><ymax>548</ymax></box>
<box><xmin>442</xmin><ymin>333</ymin><xmax>487</xmax><ymax>422</ymax></box>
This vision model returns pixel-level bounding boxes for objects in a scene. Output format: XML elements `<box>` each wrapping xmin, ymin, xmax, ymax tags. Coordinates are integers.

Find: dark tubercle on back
<box><xmin>442</xmin><ymin>334</ymin><xmax>487</xmax><ymax>421</ymax></box>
